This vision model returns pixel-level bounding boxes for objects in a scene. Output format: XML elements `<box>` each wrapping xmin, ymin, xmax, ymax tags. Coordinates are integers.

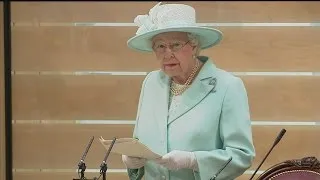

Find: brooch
<box><xmin>209</xmin><ymin>78</ymin><xmax>217</xmax><ymax>93</ymax></box>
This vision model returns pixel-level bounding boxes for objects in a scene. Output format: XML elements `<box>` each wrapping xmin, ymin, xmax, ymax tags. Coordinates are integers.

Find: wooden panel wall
<box><xmin>11</xmin><ymin>1</ymin><xmax>320</xmax><ymax>22</ymax></box>
<box><xmin>11</xmin><ymin>172</ymin><xmax>256</xmax><ymax>180</ymax></box>
<box><xmin>0</xmin><ymin>2</ymin><xmax>6</xmax><ymax>180</ymax></box>
<box><xmin>11</xmin><ymin>26</ymin><xmax>320</xmax><ymax>72</ymax></box>
<box><xmin>10</xmin><ymin>1</ymin><xmax>320</xmax><ymax>180</ymax></box>
<box><xmin>12</xmin><ymin>125</ymin><xmax>320</xmax><ymax>170</ymax></box>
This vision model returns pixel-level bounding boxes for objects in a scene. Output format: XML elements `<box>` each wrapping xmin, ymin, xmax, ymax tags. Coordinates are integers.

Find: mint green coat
<box><xmin>127</xmin><ymin>56</ymin><xmax>255</xmax><ymax>180</ymax></box>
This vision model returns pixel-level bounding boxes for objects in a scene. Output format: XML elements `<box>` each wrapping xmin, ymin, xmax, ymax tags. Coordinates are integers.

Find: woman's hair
<box><xmin>187</xmin><ymin>33</ymin><xmax>201</xmax><ymax>57</ymax></box>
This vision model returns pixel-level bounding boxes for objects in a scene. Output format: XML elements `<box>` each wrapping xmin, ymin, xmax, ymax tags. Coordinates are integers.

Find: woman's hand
<box><xmin>122</xmin><ymin>155</ymin><xmax>147</xmax><ymax>169</ymax></box>
<box><xmin>154</xmin><ymin>150</ymin><xmax>198</xmax><ymax>171</ymax></box>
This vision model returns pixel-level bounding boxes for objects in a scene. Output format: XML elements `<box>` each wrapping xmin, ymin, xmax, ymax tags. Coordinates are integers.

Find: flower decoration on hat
<box><xmin>134</xmin><ymin>2</ymin><xmax>162</xmax><ymax>35</ymax></box>
<box><xmin>127</xmin><ymin>2</ymin><xmax>223</xmax><ymax>52</ymax></box>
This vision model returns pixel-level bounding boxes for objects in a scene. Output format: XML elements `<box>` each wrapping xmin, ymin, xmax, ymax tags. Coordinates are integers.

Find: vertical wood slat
<box><xmin>0</xmin><ymin>2</ymin><xmax>6</xmax><ymax>180</ymax></box>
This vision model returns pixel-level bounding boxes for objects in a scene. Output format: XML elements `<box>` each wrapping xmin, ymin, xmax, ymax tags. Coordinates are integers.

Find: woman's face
<box><xmin>152</xmin><ymin>32</ymin><xmax>197</xmax><ymax>78</ymax></box>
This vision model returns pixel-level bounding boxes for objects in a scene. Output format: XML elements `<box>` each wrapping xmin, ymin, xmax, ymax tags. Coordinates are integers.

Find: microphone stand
<box><xmin>95</xmin><ymin>137</ymin><xmax>117</xmax><ymax>180</ymax></box>
<box><xmin>249</xmin><ymin>128</ymin><xmax>286</xmax><ymax>180</ymax></box>
<box><xmin>78</xmin><ymin>161</ymin><xmax>86</xmax><ymax>180</ymax></box>
<box><xmin>210</xmin><ymin>157</ymin><xmax>232</xmax><ymax>180</ymax></box>
<box><xmin>73</xmin><ymin>136</ymin><xmax>95</xmax><ymax>180</ymax></box>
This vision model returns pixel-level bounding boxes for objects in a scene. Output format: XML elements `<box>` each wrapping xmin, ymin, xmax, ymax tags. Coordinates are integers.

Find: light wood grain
<box><xmin>12</xmin><ymin>26</ymin><xmax>320</xmax><ymax>71</ymax></box>
<box><xmin>11</xmin><ymin>1</ymin><xmax>320</xmax><ymax>23</ymax></box>
<box><xmin>12</xmin><ymin>75</ymin><xmax>144</xmax><ymax>120</ymax></box>
<box><xmin>12</xmin><ymin>75</ymin><xmax>320</xmax><ymax>121</ymax></box>
<box><xmin>13</xmin><ymin>124</ymin><xmax>133</xmax><ymax>169</ymax></box>
<box><xmin>242</xmin><ymin>76</ymin><xmax>320</xmax><ymax>121</ymax></box>
<box><xmin>13</xmin><ymin>124</ymin><xmax>320</xmax><ymax>171</ymax></box>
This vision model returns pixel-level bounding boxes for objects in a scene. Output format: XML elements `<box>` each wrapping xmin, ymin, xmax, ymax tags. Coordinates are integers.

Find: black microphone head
<box><xmin>273</xmin><ymin>128</ymin><xmax>286</xmax><ymax>146</ymax></box>
<box><xmin>280</xmin><ymin>129</ymin><xmax>286</xmax><ymax>135</ymax></box>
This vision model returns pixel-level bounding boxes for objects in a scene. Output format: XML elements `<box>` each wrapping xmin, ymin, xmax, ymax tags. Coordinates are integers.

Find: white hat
<box><xmin>127</xmin><ymin>2</ymin><xmax>223</xmax><ymax>52</ymax></box>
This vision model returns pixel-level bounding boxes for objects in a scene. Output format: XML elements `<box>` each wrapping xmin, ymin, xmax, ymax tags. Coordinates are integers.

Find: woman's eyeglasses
<box><xmin>152</xmin><ymin>41</ymin><xmax>190</xmax><ymax>53</ymax></box>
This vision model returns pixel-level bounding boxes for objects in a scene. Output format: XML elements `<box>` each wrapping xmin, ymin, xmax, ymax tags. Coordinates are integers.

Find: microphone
<box><xmin>76</xmin><ymin>136</ymin><xmax>95</xmax><ymax>180</ymax></box>
<box><xmin>94</xmin><ymin>137</ymin><xmax>117</xmax><ymax>180</ymax></box>
<box><xmin>210</xmin><ymin>157</ymin><xmax>232</xmax><ymax>180</ymax></box>
<box><xmin>248</xmin><ymin>128</ymin><xmax>287</xmax><ymax>180</ymax></box>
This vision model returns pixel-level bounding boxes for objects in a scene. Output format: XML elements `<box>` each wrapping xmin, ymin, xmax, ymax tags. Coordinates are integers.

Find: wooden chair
<box><xmin>256</xmin><ymin>156</ymin><xmax>320</xmax><ymax>180</ymax></box>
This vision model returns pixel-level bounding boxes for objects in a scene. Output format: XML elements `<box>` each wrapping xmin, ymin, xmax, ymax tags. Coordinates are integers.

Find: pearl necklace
<box><xmin>170</xmin><ymin>60</ymin><xmax>201</xmax><ymax>96</ymax></box>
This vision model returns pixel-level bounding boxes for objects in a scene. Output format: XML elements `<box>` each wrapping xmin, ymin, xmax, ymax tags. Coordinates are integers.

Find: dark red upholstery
<box><xmin>256</xmin><ymin>157</ymin><xmax>320</xmax><ymax>180</ymax></box>
<box><xmin>268</xmin><ymin>170</ymin><xmax>320</xmax><ymax>180</ymax></box>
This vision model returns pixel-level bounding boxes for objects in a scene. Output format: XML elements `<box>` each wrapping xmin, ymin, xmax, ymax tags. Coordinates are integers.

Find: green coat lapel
<box><xmin>154</xmin><ymin>71</ymin><xmax>170</xmax><ymax>139</ymax></box>
<box><xmin>167</xmin><ymin>58</ymin><xmax>218</xmax><ymax>125</ymax></box>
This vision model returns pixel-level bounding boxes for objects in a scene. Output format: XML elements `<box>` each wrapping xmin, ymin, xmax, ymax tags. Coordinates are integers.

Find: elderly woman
<box><xmin>121</xmin><ymin>2</ymin><xmax>255</xmax><ymax>180</ymax></box>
